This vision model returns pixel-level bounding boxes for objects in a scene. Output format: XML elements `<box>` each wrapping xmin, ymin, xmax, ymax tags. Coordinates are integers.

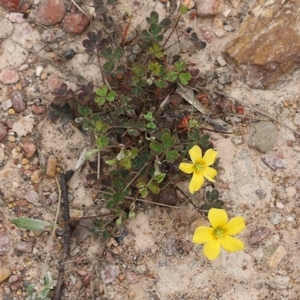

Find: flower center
<box><xmin>193</xmin><ymin>161</ymin><xmax>205</xmax><ymax>173</ymax></box>
<box><xmin>213</xmin><ymin>227</ymin><xmax>226</xmax><ymax>239</ymax></box>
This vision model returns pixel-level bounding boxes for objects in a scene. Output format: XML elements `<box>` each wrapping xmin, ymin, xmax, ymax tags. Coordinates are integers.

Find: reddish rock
<box><xmin>47</xmin><ymin>74</ymin><xmax>63</xmax><ymax>92</ymax></box>
<box><xmin>21</xmin><ymin>142</ymin><xmax>36</xmax><ymax>158</ymax></box>
<box><xmin>11</xmin><ymin>91</ymin><xmax>26</xmax><ymax>112</ymax></box>
<box><xmin>197</xmin><ymin>0</ymin><xmax>224</xmax><ymax>16</ymax></box>
<box><xmin>0</xmin><ymin>67</ymin><xmax>19</xmax><ymax>84</ymax></box>
<box><xmin>0</xmin><ymin>123</ymin><xmax>7</xmax><ymax>141</ymax></box>
<box><xmin>0</xmin><ymin>0</ymin><xmax>30</xmax><ymax>12</ymax></box>
<box><xmin>226</xmin><ymin>0</ymin><xmax>300</xmax><ymax>89</ymax></box>
<box><xmin>31</xmin><ymin>104</ymin><xmax>46</xmax><ymax>114</ymax></box>
<box><xmin>35</xmin><ymin>0</ymin><xmax>66</xmax><ymax>26</ymax></box>
<box><xmin>63</xmin><ymin>13</ymin><xmax>90</xmax><ymax>34</ymax></box>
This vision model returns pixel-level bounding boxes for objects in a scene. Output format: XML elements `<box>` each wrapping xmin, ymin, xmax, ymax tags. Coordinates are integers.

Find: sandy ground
<box><xmin>1</xmin><ymin>1</ymin><xmax>300</xmax><ymax>299</ymax></box>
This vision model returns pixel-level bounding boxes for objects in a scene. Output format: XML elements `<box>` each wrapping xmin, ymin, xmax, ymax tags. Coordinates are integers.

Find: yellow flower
<box><xmin>193</xmin><ymin>208</ymin><xmax>246</xmax><ymax>260</ymax></box>
<box><xmin>179</xmin><ymin>145</ymin><xmax>218</xmax><ymax>193</ymax></box>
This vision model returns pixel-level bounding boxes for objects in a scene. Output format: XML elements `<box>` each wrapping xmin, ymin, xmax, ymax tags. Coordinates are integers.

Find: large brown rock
<box><xmin>226</xmin><ymin>0</ymin><xmax>300</xmax><ymax>89</ymax></box>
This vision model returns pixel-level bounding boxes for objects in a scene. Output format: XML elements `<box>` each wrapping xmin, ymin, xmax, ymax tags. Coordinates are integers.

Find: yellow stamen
<box><xmin>213</xmin><ymin>227</ymin><xmax>226</xmax><ymax>239</ymax></box>
<box><xmin>194</xmin><ymin>161</ymin><xmax>205</xmax><ymax>173</ymax></box>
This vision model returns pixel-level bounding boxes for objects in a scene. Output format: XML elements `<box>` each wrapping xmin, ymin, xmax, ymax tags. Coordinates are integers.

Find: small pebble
<box><xmin>40</xmin><ymin>73</ymin><xmax>48</xmax><ymax>81</ymax></box>
<box><xmin>46</xmin><ymin>155</ymin><xmax>57</xmax><ymax>177</ymax></box>
<box><xmin>249</xmin><ymin>227</ymin><xmax>271</xmax><ymax>245</ymax></box>
<box><xmin>2</xmin><ymin>99</ymin><xmax>12</xmax><ymax>110</ymax></box>
<box><xmin>31</xmin><ymin>170</ymin><xmax>42</xmax><ymax>183</ymax></box>
<box><xmin>21</xmin><ymin>158</ymin><xmax>28</xmax><ymax>165</ymax></box>
<box><xmin>0</xmin><ymin>267</ymin><xmax>11</xmax><ymax>283</ymax></box>
<box><xmin>14</xmin><ymin>241</ymin><xmax>33</xmax><ymax>253</ymax></box>
<box><xmin>276</xmin><ymin>202</ymin><xmax>284</xmax><ymax>209</ymax></box>
<box><xmin>19</xmin><ymin>64</ymin><xmax>29</xmax><ymax>72</ymax></box>
<box><xmin>36</xmin><ymin>66</ymin><xmax>43</xmax><ymax>77</ymax></box>
<box><xmin>269</xmin><ymin>245</ymin><xmax>286</xmax><ymax>268</ymax></box>
<box><xmin>7</xmin><ymin>136</ymin><xmax>16</xmax><ymax>142</ymax></box>
<box><xmin>128</xmin><ymin>290</ymin><xmax>136</xmax><ymax>299</ymax></box>
<box><xmin>270</xmin><ymin>212</ymin><xmax>281</xmax><ymax>225</ymax></box>
<box><xmin>8</xmin><ymin>108</ymin><xmax>15</xmax><ymax>115</ymax></box>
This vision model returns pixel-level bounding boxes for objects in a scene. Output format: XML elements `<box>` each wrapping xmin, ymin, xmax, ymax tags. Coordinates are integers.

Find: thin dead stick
<box><xmin>97</xmin><ymin>150</ymin><xmax>101</xmax><ymax>179</ymax></box>
<box><xmin>53</xmin><ymin>173</ymin><xmax>71</xmax><ymax>300</ymax></box>
<box><xmin>51</xmin><ymin>176</ymin><xmax>62</xmax><ymax>240</ymax></box>
<box><xmin>98</xmin><ymin>190</ymin><xmax>182</xmax><ymax>209</ymax></box>
<box><xmin>200</xmin><ymin>87</ymin><xmax>300</xmax><ymax>136</ymax></box>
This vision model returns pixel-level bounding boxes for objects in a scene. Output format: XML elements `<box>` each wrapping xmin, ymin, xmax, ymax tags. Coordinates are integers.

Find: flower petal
<box><xmin>203</xmin><ymin>239</ymin><xmax>221</xmax><ymax>260</ymax></box>
<box><xmin>189</xmin><ymin>172</ymin><xmax>204</xmax><ymax>193</ymax></box>
<box><xmin>221</xmin><ymin>235</ymin><xmax>244</xmax><ymax>252</ymax></box>
<box><xmin>179</xmin><ymin>163</ymin><xmax>194</xmax><ymax>174</ymax></box>
<box><xmin>193</xmin><ymin>226</ymin><xmax>214</xmax><ymax>244</ymax></box>
<box><xmin>208</xmin><ymin>208</ymin><xmax>228</xmax><ymax>228</ymax></box>
<box><xmin>203</xmin><ymin>149</ymin><xmax>218</xmax><ymax>166</ymax></box>
<box><xmin>189</xmin><ymin>145</ymin><xmax>202</xmax><ymax>163</ymax></box>
<box><xmin>224</xmin><ymin>217</ymin><xmax>246</xmax><ymax>236</ymax></box>
<box><xmin>202</xmin><ymin>167</ymin><xmax>217</xmax><ymax>182</ymax></box>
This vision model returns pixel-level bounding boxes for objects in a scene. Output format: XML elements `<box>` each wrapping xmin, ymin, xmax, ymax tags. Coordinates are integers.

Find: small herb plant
<box><xmin>46</xmin><ymin>2</ymin><xmax>223</xmax><ymax>230</ymax></box>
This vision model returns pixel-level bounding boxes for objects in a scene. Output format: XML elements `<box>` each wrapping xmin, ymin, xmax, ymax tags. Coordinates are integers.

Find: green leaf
<box><xmin>139</xmin><ymin>187</ymin><xmax>149</xmax><ymax>198</ymax></box>
<box><xmin>146</xmin><ymin>11</ymin><xmax>159</xmax><ymax>24</ymax></box>
<box><xmin>82</xmin><ymin>120</ymin><xmax>94</xmax><ymax>130</ymax></box>
<box><xmin>85</xmin><ymin>149</ymin><xmax>98</xmax><ymax>160</ymax></box>
<box><xmin>159</xmin><ymin>18</ymin><xmax>171</xmax><ymax>27</ymax></box>
<box><xmin>143</xmin><ymin>112</ymin><xmax>154</xmax><ymax>121</ymax></box>
<box><xmin>146</xmin><ymin>122</ymin><xmax>156</xmax><ymax>129</ymax></box>
<box><xmin>105</xmin><ymin>158</ymin><xmax>117</xmax><ymax>165</ymax></box>
<box><xmin>96</xmin><ymin>136</ymin><xmax>109</xmax><ymax>148</ymax></box>
<box><xmin>11</xmin><ymin>218</ymin><xmax>53</xmax><ymax>231</ymax></box>
<box><xmin>200</xmin><ymin>203</ymin><xmax>211</xmax><ymax>214</ymax></box>
<box><xmin>161</xmin><ymin>133</ymin><xmax>175</xmax><ymax>149</ymax></box>
<box><xmin>156</xmin><ymin>128</ymin><xmax>171</xmax><ymax>141</ymax></box>
<box><xmin>100</xmin><ymin>47</ymin><xmax>113</xmax><ymax>59</ymax></box>
<box><xmin>187</xmin><ymin>128</ymin><xmax>200</xmax><ymax>141</ymax></box>
<box><xmin>213</xmin><ymin>200</ymin><xmax>224</xmax><ymax>209</ymax></box>
<box><xmin>106</xmin><ymin>199</ymin><xmax>116</xmax><ymax>209</ymax></box>
<box><xmin>113</xmin><ymin>46</ymin><xmax>123</xmax><ymax>59</ymax></box>
<box><xmin>132</xmin><ymin>65</ymin><xmax>146</xmax><ymax>77</ymax></box>
<box><xmin>179</xmin><ymin>72</ymin><xmax>192</xmax><ymax>85</ymax></box>
<box><xmin>78</xmin><ymin>106</ymin><xmax>91</xmax><ymax>117</ymax></box>
<box><xmin>142</xmin><ymin>29</ymin><xmax>152</xmax><ymax>39</ymax></box>
<box><xmin>103</xmin><ymin>60</ymin><xmax>115</xmax><ymax>73</ymax></box>
<box><xmin>199</xmin><ymin>134</ymin><xmax>211</xmax><ymax>148</ymax></box>
<box><xmin>155</xmin><ymin>79</ymin><xmax>167</xmax><ymax>89</ymax></box>
<box><xmin>150</xmin><ymin>23</ymin><xmax>162</xmax><ymax>35</ymax></box>
<box><xmin>164</xmin><ymin>71</ymin><xmax>177</xmax><ymax>82</ymax></box>
<box><xmin>107</xmin><ymin>90</ymin><xmax>116</xmax><ymax>102</ymax></box>
<box><xmin>131</xmin><ymin>87</ymin><xmax>144</xmax><ymax>96</ymax></box>
<box><xmin>95</xmin><ymin>120</ymin><xmax>104</xmax><ymax>132</ymax></box>
<box><xmin>148</xmin><ymin>182</ymin><xmax>160</xmax><ymax>194</ymax></box>
<box><xmin>136</xmin><ymin>179</ymin><xmax>146</xmax><ymax>189</ymax></box>
<box><xmin>165</xmin><ymin>150</ymin><xmax>179</xmax><ymax>162</ymax></box>
<box><xmin>174</xmin><ymin>61</ymin><xmax>186</xmax><ymax>72</ymax></box>
<box><xmin>120</xmin><ymin>157</ymin><xmax>131</xmax><ymax>169</ymax></box>
<box><xmin>179</xmin><ymin>4</ymin><xmax>188</xmax><ymax>14</ymax></box>
<box><xmin>95</xmin><ymin>96</ymin><xmax>106</xmax><ymax>106</ymax></box>
<box><xmin>112</xmin><ymin>191</ymin><xmax>124</xmax><ymax>203</ymax></box>
<box><xmin>112</xmin><ymin>178</ymin><xmax>126</xmax><ymax>190</ymax></box>
<box><xmin>150</xmin><ymin>140</ymin><xmax>164</xmax><ymax>155</ymax></box>
<box><xmin>210</xmin><ymin>189</ymin><xmax>219</xmax><ymax>201</ymax></box>
<box><xmin>153</xmin><ymin>173</ymin><xmax>166</xmax><ymax>183</ymax></box>
<box><xmin>96</xmin><ymin>86</ymin><xmax>108</xmax><ymax>97</ymax></box>
<box><xmin>148</xmin><ymin>62</ymin><xmax>165</xmax><ymax>76</ymax></box>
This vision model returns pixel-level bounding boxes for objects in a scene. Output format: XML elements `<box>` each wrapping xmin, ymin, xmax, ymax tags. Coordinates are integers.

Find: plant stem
<box><xmin>124</xmin><ymin>161</ymin><xmax>149</xmax><ymax>191</ymax></box>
